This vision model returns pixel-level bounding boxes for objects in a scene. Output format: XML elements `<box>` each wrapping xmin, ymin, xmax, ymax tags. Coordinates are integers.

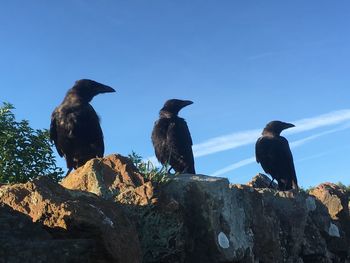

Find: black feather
<box><xmin>255</xmin><ymin>121</ymin><xmax>298</xmax><ymax>190</ymax></box>
<box><xmin>151</xmin><ymin>99</ymin><xmax>195</xmax><ymax>174</ymax></box>
<box><xmin>50</xmin><ymin>79</ymin><xmax>115</xmax><ymax>172</ymax></box>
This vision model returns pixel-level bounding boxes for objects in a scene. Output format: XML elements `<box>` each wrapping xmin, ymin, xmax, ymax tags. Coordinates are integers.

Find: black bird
<box><xmin>50</xmin><ymin>79</ymin><xmax>115</xmax><ymax>175</ymax></box>
<box><xmin>255</xmin><ymin>120</ymin><xmax>298</xmax><ymax>190</ymax></box>
<box><xmin>151</xmin><ymin>99</ymin><xmax>196</xmax><ymax>174</ymax></box>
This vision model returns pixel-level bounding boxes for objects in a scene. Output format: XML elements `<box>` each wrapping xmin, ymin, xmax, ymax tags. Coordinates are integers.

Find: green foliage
<box><xmin>0</xmin><ymin>102</ymin><xmax>64</xmax><ymax>183</ymax></box>
<box><xmin>301</xmin><ymin>186</ymin><xmax>315</xmax><ymax>194</ymax></box>
<box><xmin>128</xmin><ymin>151</ymin><xmax>170</xmax><ymax>184</ymax></box>
<box><xmin>298</xmin><ymin>186</ymin><xmax>308</xmax><ymax>194</ymax></box>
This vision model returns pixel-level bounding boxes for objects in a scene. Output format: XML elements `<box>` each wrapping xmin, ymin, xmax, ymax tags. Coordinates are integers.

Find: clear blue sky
<box><xmin>1</xmin><ymin>1</ymin><xmax>349</xmax><ymax>187</ymax></box>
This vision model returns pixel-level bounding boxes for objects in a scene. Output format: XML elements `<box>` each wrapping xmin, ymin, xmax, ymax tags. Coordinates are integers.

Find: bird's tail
<box><xmin>292</xmin><ymin>180</ymin><xmax>299</xmax><ymax>191</ymax></box>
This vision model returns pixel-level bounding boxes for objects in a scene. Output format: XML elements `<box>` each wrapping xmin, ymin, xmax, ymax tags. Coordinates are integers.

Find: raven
<box><xmin>255</xmin><ymin>120</ymin><xmax>298</xmax><ymax>190</ymax></box>
<box><xmin>151</xmin><ymin>99</ymin><xmax>196</xmax><ymax>174</ymax></box>
<box><xmin>50</xmin><ymin>79</ymin><xmax>115</xmax><ymax>175</ymax></box>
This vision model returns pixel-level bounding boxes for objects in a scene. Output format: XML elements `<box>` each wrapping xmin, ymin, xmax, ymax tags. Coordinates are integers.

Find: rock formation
<box><xmin>0</xmin><ymin>175</ymin><xmax>141</xmax><ymax>263</ymax></box>
<box><xmin>0</xmin><ymin>154</ymin><xmax>349</xmax><ymax>263</ymax></box>
<box><xmin>61</xmin><ymin>154</ymin><xmax>155</xmax><ymax>206</ymax></box>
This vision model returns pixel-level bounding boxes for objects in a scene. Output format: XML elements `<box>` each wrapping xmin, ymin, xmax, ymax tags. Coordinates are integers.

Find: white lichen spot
<box><xmin>88</xmin><ymin>204</ymin><xmax>114</xmax><ymax>228</ymax></box>
<box><xmin>328</xmin><ymin>223</ymin><xmax>340</xmax><ymax>237</ymax></box>
<box><xmin>306</xmin><ymin>196</ymin><xmax>316</xmax><ymax>212</ymax></box>
<box><xmin>218</xmin><ymin>232</ymin><xmax>230</xmax><ymax>249</ymax></box>
<box><xmin>103</xmin><ymin>217</ymin><xmax>114</xmax><ymax>227</ymax></box>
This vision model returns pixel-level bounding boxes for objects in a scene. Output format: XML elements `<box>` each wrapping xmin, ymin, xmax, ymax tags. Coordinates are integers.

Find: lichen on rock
<box><xmin>1</xmin><ymin>154</ymin><xmax>349</xmax><ymax>263</ymax></box>
<box><xmin>0</xmin><ymin>175</ymin><xmax>141</xmax><ymax>263</ymax></box>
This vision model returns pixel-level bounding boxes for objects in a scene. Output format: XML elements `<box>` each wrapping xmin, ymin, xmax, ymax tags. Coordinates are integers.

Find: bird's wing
<box><xmin>50</xmin><ymin>109</ymin><xmax>63</xmax><ymax>157</ymax></box>
<box><xmin>70</xmin><ymin>104</ymin><xmax>104</xmax><ymax>157</ymax></box>
<box><xmin>255</xmin><ymin>136</ymin><xmax>273</xmax><ymax>165</ymax></box>
<box><xmin>255</xmin><ymin>137</ymin><xmax>263</xmax><ymax>163</ymax></box>
<box><xmin>166</xmin><ymin>118</ymin><xmax>195</xmax><ymax>172</ymax></box>
<box><xmin>256</xmin><ymin>136</ymin><xmax>297</xmax><ymax>184</ymax></box>
<box><xmin>151</xmin><ymin>119</ymin><xmax>170</xmax><ymax>164</ymax></box>
<box><xmin>276</xmin><ymin>137</ymin><xmax>297</xmax><ymax>186</ymax></box>
<box><xmin>256</xmin><ymin>136</ymin><xmax>285</xmax><ymax>175</ymax></box>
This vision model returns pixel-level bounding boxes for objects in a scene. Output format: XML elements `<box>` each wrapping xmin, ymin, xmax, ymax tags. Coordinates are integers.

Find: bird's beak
<box><xmin>181</xmin><ymin>100</ymin><xmax>193</xmax><ymax>108</ymax></box>
<box><xmin>283</xmin><ymin>122</ymin><xmax>295</xmax><ymax>129</ymax></box>
<box><xmin>97</xmin><ymin>84</ymin><xmax>116</xmax><ymax>94</ymax></box>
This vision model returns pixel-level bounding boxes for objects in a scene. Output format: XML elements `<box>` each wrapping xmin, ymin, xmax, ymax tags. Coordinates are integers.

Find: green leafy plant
<box><xmin>128</xmin><ymin>151</ymin><xmax>170</xmax><ymax>184</ymax></box>
<box><xmin>301</xmin><ymin>186</ymin><xmax>315</xmax><ymax>194</ymax></box>
<box><xmin>0</xmin><ymin>102</ymin><xmax>64</xmax><ymax>183</ymax></box>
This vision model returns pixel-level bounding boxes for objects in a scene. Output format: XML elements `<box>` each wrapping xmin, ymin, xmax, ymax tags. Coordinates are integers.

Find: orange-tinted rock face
<box><xmin>309</xmin><ymin>182</ymin><xmax>350</xmax><ymax>249</ymax></box>
<box><xmin>0</xmin><ymin>204</ymin><xmax>102</xmax><ymax>262</ymax></box>
<box><xmin>0</xmin><ymin>176</ymin><xmax>142</xmax><ymax>263</ymax></box>
<box><xmin>309</xmin><ymin>183</ymin><xmax>349</xmax><ymax>220</ymax></box>
<box><xmin>246</xmin><ymin>173</ymin><xmax>278</xmax><ymax>189</ymax></box>
<box><xmin>1</xmin><ymin>153</ymin><xmax>350</xmax><ymax>263</ymax></box>
<box><xmin>61</xmin><ymin>154</ymin><xmax>155</xmax><ymax>206</ymax></box>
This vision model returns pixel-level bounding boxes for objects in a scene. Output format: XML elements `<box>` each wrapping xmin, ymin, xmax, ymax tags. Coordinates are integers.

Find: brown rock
<box><xmin>246</xmin><ymin>173</ymin><xmax>278</xmax><ymax>189</ymax></box>
<box><xmin>61</xmin><ymin>154</ymin><xmax>154</xmax><ymax>205</ymax></box>
<box><xmin>0</xmin><ymin>176</ymin><xmax>142</xmax><ymax>263</ymax></box>
<box><xmin>309</xmin><ymin>182</ymin><xmax>350</xmax><ymax>256</ymax></box>
<box><xmin>0</xmin><ymin>204</ymin><xmax>99</xmax><ymax>263</ymax></box>
<box><xmin>139</xmin><ymin>174</ymin><xmax>350</xmax><ymax>263</ymax></box>
<box><xmin>60</xmin><ymin>154</ymin><xmax>159</xmax><ymax>262</ymax></box>
<box><xmin>53</xmin><ymin>154</ymin><xmax>350</xmax><ymax>262</ymax></box>
<box><xmin>309</xmin><ymin>183</ymin><xmax>349</xmax><ymax>220</ymax></box>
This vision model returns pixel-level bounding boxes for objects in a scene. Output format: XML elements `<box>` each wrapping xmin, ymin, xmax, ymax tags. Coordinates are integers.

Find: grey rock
<box><xmin>3</xmin><ymin>154</ymin><xmax>349</xmax><ymax>263</ymax></box>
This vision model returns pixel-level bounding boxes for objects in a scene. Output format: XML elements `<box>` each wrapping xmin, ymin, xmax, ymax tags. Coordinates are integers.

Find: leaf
<box><xmin>0</xmin><ymin>102</ymin><xmax>64</xmax><ymax>183</ymax></box>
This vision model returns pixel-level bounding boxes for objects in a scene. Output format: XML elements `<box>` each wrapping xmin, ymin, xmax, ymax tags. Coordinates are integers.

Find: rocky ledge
<box><xmin>0</xmin><ymin>154</ymin><xmax>349</xmax><ymax>263</ymax></box>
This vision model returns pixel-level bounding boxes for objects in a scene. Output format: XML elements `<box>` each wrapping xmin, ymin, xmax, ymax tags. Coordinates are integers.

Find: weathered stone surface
<box><xmin>309</xmin><ymin>183</ymin><xmax>350</xmax><ymax>259</ymax></box>
<box><xmin>152</xmin><ymin>176</ymin><xmax>349</xmax><ymax>263</ymax></box>
<box><xmin>0</xmin><ymin>204</ymin><xmax>98</xmax><ymax>263</ymax></box>
<box><xmin>0</xmin><ymin>176</ymin><xmax>142</xmax><ymax>263</ymax></box>
<box><xmin>246</xmin><ymin>173</ymin><xmax>278</xmax><ymax>189</ymax></box>
<box><xmin>153</xmin><ymin>176</ymin><xmax>313</xmax><ymax>262</ymax></box>
<box><xmin>309</xmin><ymin>183</ymin><xmax>349</xmax><ymax>220</ymax></box>
<box><xmin>61</xmin><ymin>154</ymin><xmax>155</xmax><ymax>206</ymax></box>
<box><xmin>160</xmin><ymin>175</ymin><xmax>253</xmax><ymax>263</ymax></box>
<box><xmin>2</xmin><ymin>154</ymin><xmax>350</xmax><ymax>263</ymax></box>
<box><xmin>57</xmin><ymin>154</ymin><xmax>350</xmax><ymax>262</ymax></box>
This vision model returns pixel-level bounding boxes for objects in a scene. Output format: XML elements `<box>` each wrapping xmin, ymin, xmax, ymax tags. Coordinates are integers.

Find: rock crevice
<box><xmin>1</xmin><ymin>154</ymin><xmax>349</xmax><ymax>263</ymax></box>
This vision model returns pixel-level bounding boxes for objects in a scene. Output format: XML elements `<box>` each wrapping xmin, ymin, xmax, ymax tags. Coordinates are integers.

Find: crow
<box><xmin>151</xmin><ymin>99</ymin><xmax>196</xmax><ymax>174</ymax></box>
<box><xmin>50</xmin><ymin>79</ymin><xmax>115</xmax><ymax>176</ymax></box>
<box><xmin>255</xmin><ymin>120</ymin><xmax>299</xmax><ymax>190</ymax></box>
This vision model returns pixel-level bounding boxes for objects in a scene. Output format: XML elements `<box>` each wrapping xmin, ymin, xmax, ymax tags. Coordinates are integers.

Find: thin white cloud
<box><xmin>286</xmin><ymin>109</ymin><xmax>350</xmax><ymax>135</ymax></box>
<box><xmin>297</xmin><ymin>144</ymin><xmax>350</xmax><ymax>163</ymax></box>
<box><xmin>211</xmin><ymin>124</ymin><xmax>350</xmax><ymax>177</ymax></box>
<box><xmin>194</xmin><ymin>109</ymin><xmax>350</xmax><ymax>158</ymax></box>
<box><xmin>193</xmin><ymin>129</ymin><xmax>260</xmax><ymax>158</ymax></box>
<box><xmin>290</xmin><ymin>124</ymin><xmax>350</xmax><ymax>148</ymax></box>
<box><xmin>211</xmin><ymin>157</ymin><xmax>256</xmax><ymax>177</ymax></box>
<box><xmin>248</xmin><ymin>51</ymin><xmax>281</xmax><ymax>60</ymax></box>
<box><xmin>147</xmin><ymin>109</ymin><xmax>350</xmax><ymax>166</ymax></box>
<box><xmin>248</xmin><ymin>40</ymin><xmax>328</xmax><ymax>61</ymax></box>
<box><xmin>296</xmin><ymin>152</ymin><xmax>330</xmax><ymax>163</ymax></box>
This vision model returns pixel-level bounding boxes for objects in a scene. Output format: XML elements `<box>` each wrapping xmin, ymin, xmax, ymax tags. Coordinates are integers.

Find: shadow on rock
<box><xmin>50</xmin><ymin>154</ymin><xmax>350</xmax><ymax>263</ymax></box>
<box><xmin>0</xmin><ymin>175</ymin><xmax>141</xmax><ymax>263</ymax></box>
